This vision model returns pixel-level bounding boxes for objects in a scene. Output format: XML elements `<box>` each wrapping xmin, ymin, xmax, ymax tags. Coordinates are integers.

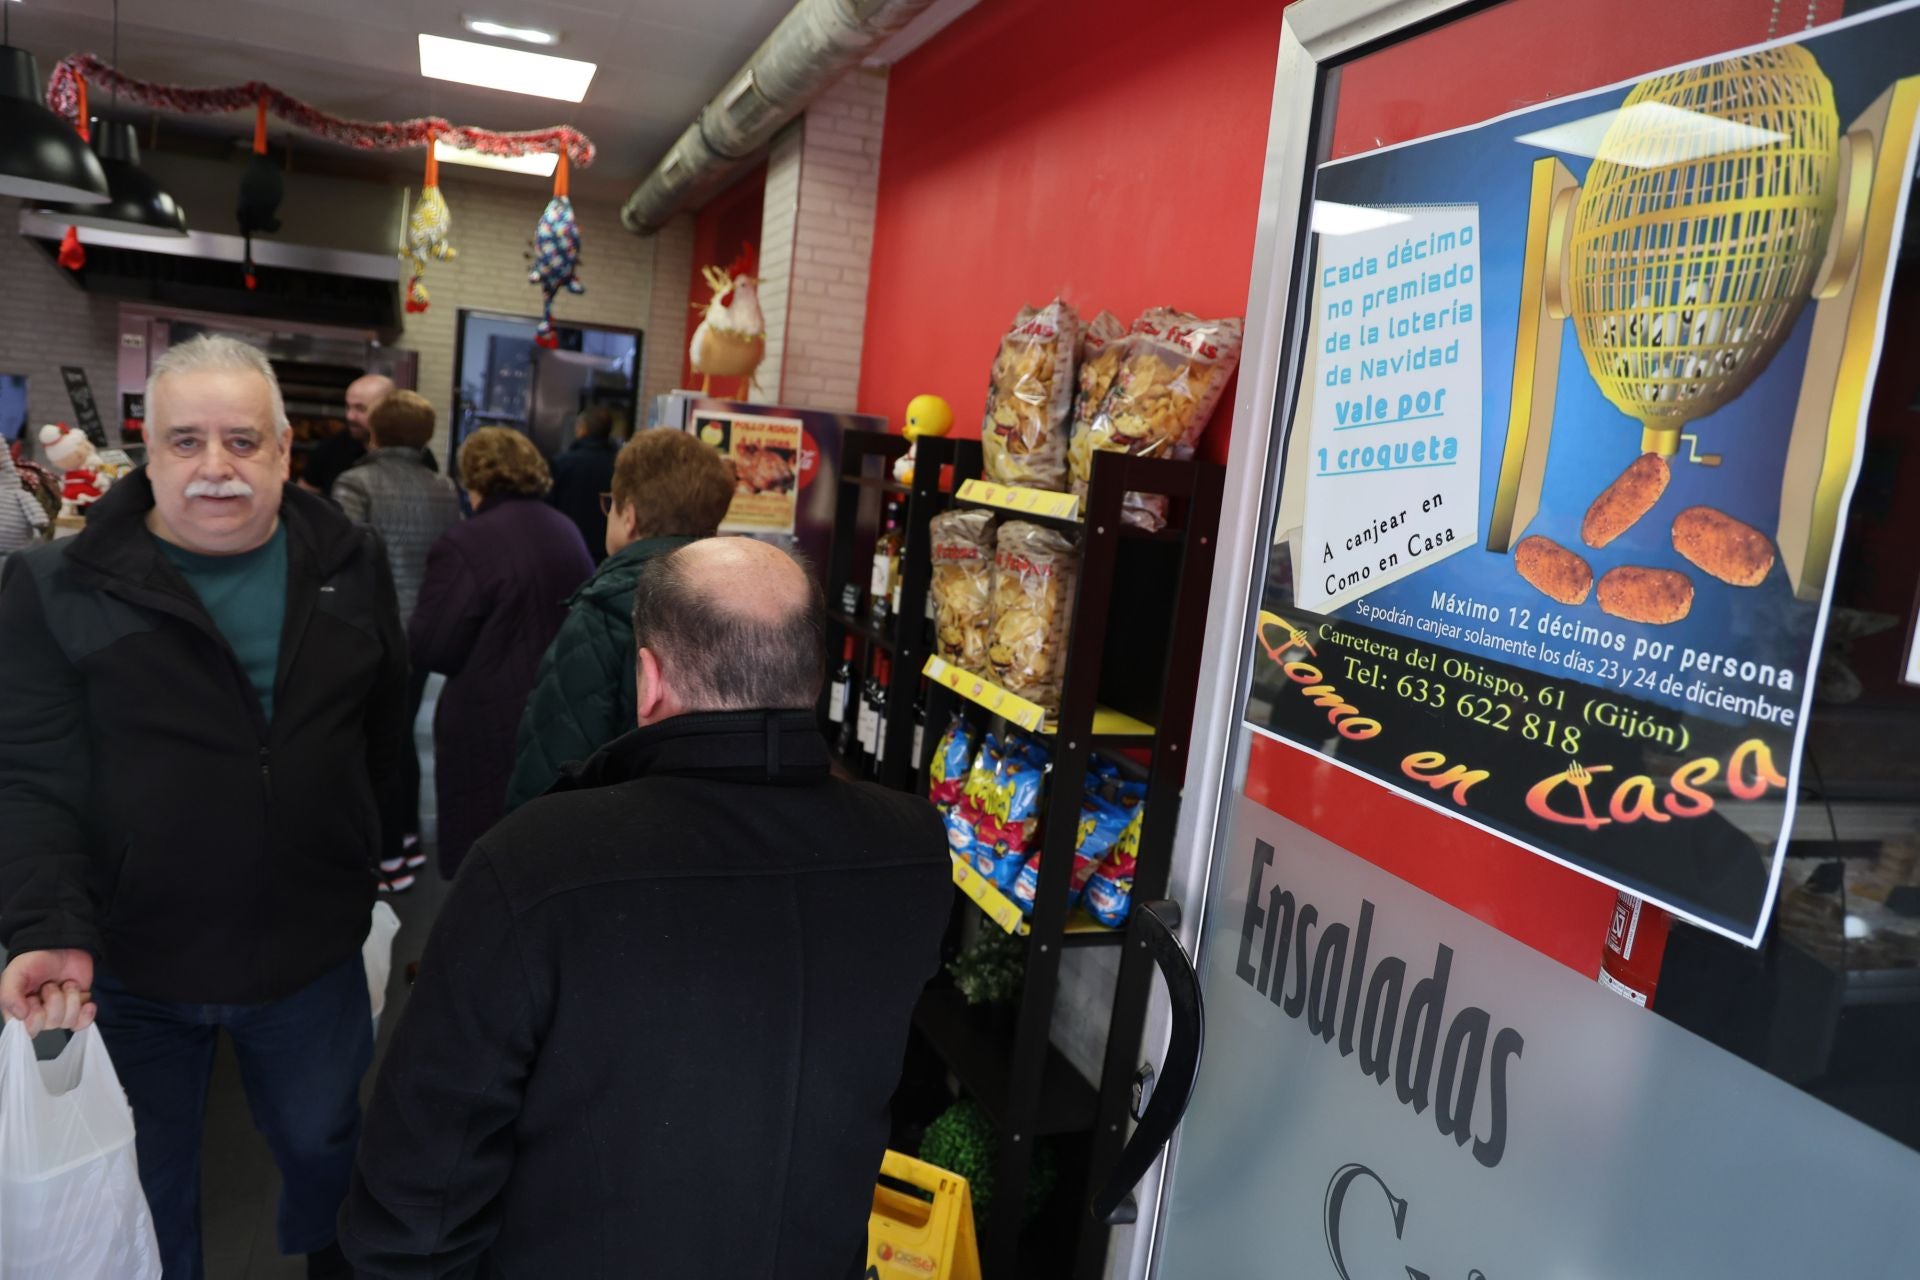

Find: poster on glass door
<box><xmin>1254</xmin><ymin>5</ymin><xmax>1920</xmax><ymax>945</ymax></box>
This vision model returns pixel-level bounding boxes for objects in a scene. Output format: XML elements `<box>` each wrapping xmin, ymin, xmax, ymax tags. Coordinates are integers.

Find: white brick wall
<box><xmin>757</xmin><ymin>69</ymin><xmax>886</xmax><ymax>410</ymax></box>
<box><xmin>757</xmin><ymin>122</ymin><xmax>805</xmax><ymax>402</ymax></box>
<box><xmin>0</xmin><ymin>205</ymin><xmax>125</xmax><ymax>436</ymax></box>
<box><xmin>642</xmin><ymin>212</ymin><xmax>696</xmax><ymax>412</ymax></box>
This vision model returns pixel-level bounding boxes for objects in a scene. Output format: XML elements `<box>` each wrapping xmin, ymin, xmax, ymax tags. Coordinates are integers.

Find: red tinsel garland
<box><xmin>46</xmin><ymin>54</ymin><xmax>595</xmax><ymax>167</ymax></box>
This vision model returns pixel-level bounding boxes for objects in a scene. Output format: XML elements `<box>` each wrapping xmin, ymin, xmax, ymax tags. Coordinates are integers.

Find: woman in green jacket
<box><xmin>506</xmin><ymin>429</ymin><xmax>735</xmax><ymax>810</ymax></box>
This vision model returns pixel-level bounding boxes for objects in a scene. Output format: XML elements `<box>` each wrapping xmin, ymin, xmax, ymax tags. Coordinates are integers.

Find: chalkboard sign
<box><xmin>60</xmin><ymin>366</ymin><xmax>108</xmax><ymax>447</ymax></box>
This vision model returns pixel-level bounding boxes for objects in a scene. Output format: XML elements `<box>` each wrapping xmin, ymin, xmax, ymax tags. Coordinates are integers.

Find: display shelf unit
<box><xmin>820</xmin><ymin>430</ymin><xmax>1222</xmax><ymax>1278</ymax></box>
<box><xmin>819</xmin><ymin>431</ymin><xmax>986</xmax><ymax>792</ymax></box>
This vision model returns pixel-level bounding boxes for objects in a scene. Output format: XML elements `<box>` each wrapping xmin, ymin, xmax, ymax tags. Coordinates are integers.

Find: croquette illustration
<box><xmin>1582</xmin><ymin>453</ymin><xmax>1670</xmax><ymax>549</ymax></box>
<box><xmin>1672</xmin><ymin>506</ymin><xmax>1775</xmax><ymax>587</ymax></box>
<box><xmin>1514</xmin><ymin>535</ymin><xmax>1594</xmax><ymax>606</ymax></box>
<box><xmin>1597</xmin><ymin>565</ymin><xmax>1694</xmax><ymax>625</ymax></box>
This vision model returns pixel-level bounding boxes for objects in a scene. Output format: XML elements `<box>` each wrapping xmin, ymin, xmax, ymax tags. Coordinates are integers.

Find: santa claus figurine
<box><xmin>39</xmin><ymin>423</ymin><xmax>111</xmax><ymax>518</ymax></box>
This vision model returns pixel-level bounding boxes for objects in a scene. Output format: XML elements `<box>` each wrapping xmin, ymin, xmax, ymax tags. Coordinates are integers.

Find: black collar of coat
<box><xmin>550</xmin><ymin>709</ymin><xmax>830</xmax><ymax>793</ymax></box>
<box><xmin>64</xmin><ymin>466</ymin><xmax>365</xmax><ymax>588</ymax></box>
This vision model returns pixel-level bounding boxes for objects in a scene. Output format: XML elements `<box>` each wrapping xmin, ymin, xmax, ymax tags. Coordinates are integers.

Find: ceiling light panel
<box><xmin>417</xmin><ymin>34</ymin><xmax>595</xmax><ymax>103</ymax></box>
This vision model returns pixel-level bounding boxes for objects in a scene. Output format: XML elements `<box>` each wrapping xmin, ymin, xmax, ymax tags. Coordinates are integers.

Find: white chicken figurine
<box><xmin>688</xmin><ymin>245</ymin><xmax>765</xmax><ymax>397</ymax></box>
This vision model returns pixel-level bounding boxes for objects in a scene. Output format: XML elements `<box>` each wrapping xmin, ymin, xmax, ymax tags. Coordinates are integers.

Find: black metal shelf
<box><xmin>827</xmin><ymin>607</ymin><xmax>893</xmax><ymax>653</ymax></box>
<box><xmin>822</xmin><ymin>431</ymin><xmax>1224</xmax><ymax>1279</ymax></box>
<box><xmin>913</xmin><ymin>983</ymin><xmax>1098</xmax><ymax>1137</ymax></box>
<box><xmin>842</xmin><ymin>474</ymin><xmax>912</xmax><ymax>495</ymax></box>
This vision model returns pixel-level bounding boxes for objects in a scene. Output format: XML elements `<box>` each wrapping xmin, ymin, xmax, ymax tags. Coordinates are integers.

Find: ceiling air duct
<box><xmin>621</xmin><ymin>0</ymin><xmax>935</xmax><ymax>235</ymax></box>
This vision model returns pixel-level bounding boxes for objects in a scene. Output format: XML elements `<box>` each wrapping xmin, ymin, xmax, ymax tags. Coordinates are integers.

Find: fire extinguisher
<box><xmin>1598</xmin><ymin>891</ymin><xmax>1669</xmax><ymax>1007</ymax></box>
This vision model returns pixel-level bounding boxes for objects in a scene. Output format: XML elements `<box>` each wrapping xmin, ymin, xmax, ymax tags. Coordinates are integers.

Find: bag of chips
<box><xmin>981</xmin><ymin>298</ymin><xmax>1082</xmax><ymax>491</ymax></box>
<box><xmin>928</xmin><ymin>715</ymin><xmax>977</xmax><ymax>814</ymax></box>
<box><xmin>981</xmin><ymin>755</ymin><xmax>1047</xmax><ymax>892</ymax></box>
<box><xmin>1084</xmin><ymin>800</ymin><xmax>1145</xmax><ymax>928</ymax></box>
<box><xmin>988</xmin><ymin>521</ymin><xmax>1079</xmax><ymax>714</ymax></box>
<box><xmin>1087</xmin><ymin>309</ymin><xmax>1245</xmax><ymax>529</ymax></box>
<box><xmin>1013</xmin><ymin>789</ymin><xmax>1132</xmax><ymax>916</ymax></box>
<box><xmin>1067</xmin><ymin>311</ymin><xmax>1127</xmax><ymax>506</ymax></box>
<box><xmin>929</xmin><ymin>509</ymin><xmax>997</xmax><ymax>673</ymax></box>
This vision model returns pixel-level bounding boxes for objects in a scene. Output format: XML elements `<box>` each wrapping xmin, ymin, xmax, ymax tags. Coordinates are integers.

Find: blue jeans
<box><xmin>95</xmin><ymin>958</ymin><xmax>373</xmax><ymax>1280</ymax></box>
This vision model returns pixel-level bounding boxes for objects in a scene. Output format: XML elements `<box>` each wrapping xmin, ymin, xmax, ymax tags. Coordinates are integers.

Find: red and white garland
<box><xmin>45</xmin><ymin>54</ymin><xmax>596</xmax><ymax>167</ymax></box>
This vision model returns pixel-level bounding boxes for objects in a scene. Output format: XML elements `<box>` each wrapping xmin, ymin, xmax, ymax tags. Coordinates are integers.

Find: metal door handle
<box><xmin>1089</xmin><ymin>899</ymin><xmax>1205</xmax><ymax>1226</ymax></box>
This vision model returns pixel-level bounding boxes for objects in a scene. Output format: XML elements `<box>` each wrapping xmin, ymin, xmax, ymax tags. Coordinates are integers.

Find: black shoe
<box><xmin>307</xmin><ymin>1241</ymin><xmax>351</xmax><ymax>1279</ymax></box>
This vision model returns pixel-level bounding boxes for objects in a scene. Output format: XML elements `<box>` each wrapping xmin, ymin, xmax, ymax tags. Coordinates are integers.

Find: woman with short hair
<box><xmin>505</xmin><ymin>428</ymin><xmax>735</xmax><ymax>810</ymax></box>
<box><xmin>410</xmin><ymin>428</ymin><xmax>593</xmax><ymax>875</ymax></box>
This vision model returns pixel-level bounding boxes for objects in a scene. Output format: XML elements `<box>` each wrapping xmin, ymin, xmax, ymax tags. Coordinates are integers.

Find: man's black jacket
<box><xmin>342</xmin><ymin>710</ymin><xmax>951</xmax><ymax>1279</ymax></box>
<box><xmin>0</xmin><ymin>470</ymin><xmax>410</xmax><ymax>1004</ymax></box>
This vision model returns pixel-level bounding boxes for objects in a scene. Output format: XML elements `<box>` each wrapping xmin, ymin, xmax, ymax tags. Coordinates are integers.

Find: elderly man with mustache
<box><xmin>0</xmin><ymin>334</ymin><xmax>410</xmax><ymax>1280</ymax></box>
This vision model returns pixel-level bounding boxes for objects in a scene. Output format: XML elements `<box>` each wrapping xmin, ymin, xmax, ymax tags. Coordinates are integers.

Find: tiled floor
<box><xmin>200</xmin><ymin>680</ymin><xmax>450</xmax><ymax>1278</ymax></box>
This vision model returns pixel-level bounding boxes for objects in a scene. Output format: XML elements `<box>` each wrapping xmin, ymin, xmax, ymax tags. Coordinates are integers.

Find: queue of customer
<box><xmin>0</xmin><ymin>336</ymin><xmax>951</xmax><ymax>1278</ymax></box>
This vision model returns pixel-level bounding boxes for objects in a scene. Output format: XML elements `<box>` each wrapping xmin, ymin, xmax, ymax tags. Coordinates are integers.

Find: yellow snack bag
<box><xmin>1087</xmin><ymin>309</ymin><xmax>1244</xmax><ymax>528</ymax></box>
<box><xmin>981</xmin><ymin>298</ymin><xmax>1082</xmax><ymax>492</ymax></box>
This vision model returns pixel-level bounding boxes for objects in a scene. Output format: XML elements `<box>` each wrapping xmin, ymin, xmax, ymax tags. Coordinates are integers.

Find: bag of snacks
<box><xmin>981</xmin><ymin>755</ymin><xmax>1047</xmax><ymax>892</ymax></box>
<box><xmin>928</xmin><ymin>715</ymin><xmax>977</xmax><ymax>814</ymax></box>
<box><xmin>1087</xmin><ymin>309</ymin><xmax>1245</xmax><ymax>529</ymax></box>
<box><xmin>1084</xmin><ymin>799</ymin><xmax>1145</xmax><ymax>928</ymax></box>
<box><xmin>981</xmin><ymin>298</ymin><xmax>1082</xmax><ymax>491</ymax></box>
<box><xmin>1067</xmin><ymin>311</ymin><xmax>1127</xmax><ymax>506</ymax></box>
<box><xmin>1013</xmin><ymin>789</ymin><xmax>1131</xmax><ymax>916</ymax></box>
<box><xmin>929</xmin><ymin>509</ymin><xmax>997</xmax><ymax>673</ymax></box>
<box><xmin>988</xmin><ymin>521</ymin><xmax>1079</xmax><ymax>714</ymax></box>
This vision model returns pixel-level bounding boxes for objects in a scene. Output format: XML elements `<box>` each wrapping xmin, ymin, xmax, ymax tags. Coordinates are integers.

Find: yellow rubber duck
<box><xmin>894</xmin><ymin>394</ymin><xmax>954</xmax><ymax>484</ymax></box>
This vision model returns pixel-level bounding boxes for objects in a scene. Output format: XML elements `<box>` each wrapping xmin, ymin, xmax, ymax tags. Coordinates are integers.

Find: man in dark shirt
<box><xmin>0</xmin><ymin>334</ymin><xmax>409</xmax><ymax>1280</ymax></box>
<box><xmin>546</xmin><ymin>406</ymin><xmax>621</xmax><ymax>562</ymax></box>
<box><xmin>343</xmin><ymin>539</ymin><xmax>951</xmax><ymax>1278</ymax></box>
<box><xmin>302</xmin><ymin>372</ymin><xmax>389</xmax><ymax>497</ymax></box>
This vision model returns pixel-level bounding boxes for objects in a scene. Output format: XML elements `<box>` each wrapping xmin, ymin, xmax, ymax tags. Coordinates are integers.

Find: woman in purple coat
<box><xmin>410</xmin><ymin>428</ymin><xmax>593</xmax><ymax>875</ymax></box>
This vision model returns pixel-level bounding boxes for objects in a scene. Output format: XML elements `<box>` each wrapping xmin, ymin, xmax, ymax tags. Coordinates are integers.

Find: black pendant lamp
<box><xmin>41</xmin><ymin>118</ymin><xmax>188</xmax><ymax>236</ymax></box>
<box><xmin>0</xmin><ymin>45</ymin><xmax>110</xmax><ymax>204</ymax></box>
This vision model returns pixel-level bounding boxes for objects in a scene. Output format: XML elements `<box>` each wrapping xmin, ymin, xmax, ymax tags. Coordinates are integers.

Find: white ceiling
<box><xmin>6</xmin><ymin>0</ymin><xmax>799</xmax><ymax>198</ymax></box>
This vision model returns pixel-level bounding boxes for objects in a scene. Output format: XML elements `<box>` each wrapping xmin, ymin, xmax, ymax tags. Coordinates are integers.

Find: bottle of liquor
<box><xmin>910</xmin><ymin>686</ymin><xmax>928</xmax><ymax>776</ymax></box>
<box><xmin>856</xmin><ymin>652</ymin><xmax>881</xmax><ymax>770</ymax></box>
<box><xmin>868</xmin><ymin>654</ymin><xmax>892</xmax><ymax>775</ymax></box>
<box><xmin>869</xmin><ymin>501</ymin><xmax>903</xmax><ymax>627</ymax></box>
<box><xmin>836</xmin><ymin>645</ymin><xmax>863</xmax><ymax>761</ymax></box>
<box><xmin>826</xmin><ymin>636</ymin><xmax>857</xmax><ymax>731</ymax></box>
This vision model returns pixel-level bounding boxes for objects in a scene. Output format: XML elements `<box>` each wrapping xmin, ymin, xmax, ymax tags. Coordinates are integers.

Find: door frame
<box><xmin>1134</xmin><ymin>1</ymin><xmax>1487</xmax><ymax>1273</ymax></box>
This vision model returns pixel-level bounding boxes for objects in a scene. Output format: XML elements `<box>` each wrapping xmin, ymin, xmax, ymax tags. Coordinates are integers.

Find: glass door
<box><xmin>1145</xmin><ymin>0</ymin><xmax>1920</xmax><ymax>1273</ymax></box>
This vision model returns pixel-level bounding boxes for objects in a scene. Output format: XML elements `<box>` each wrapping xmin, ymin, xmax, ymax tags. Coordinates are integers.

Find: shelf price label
<box><xmin>951</xmin><ymin>854</ymin><xmax>1029</xmax><ymax>936</ymax></box>
<box><xmin>956</xmin><ymin>479</ymin><xmax>1081</xmax><ymax>522</ymax></box>
<box><xmin>921</xmin><ymin>656</ymin><xmax>1050</xmax><ymax>733</ymax></box>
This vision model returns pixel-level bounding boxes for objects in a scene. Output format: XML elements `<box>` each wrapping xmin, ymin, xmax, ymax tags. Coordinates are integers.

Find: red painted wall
<box><xmin>857</xmin><ymin>0</ymin><xmax>1289</xmax><ymax>461</ymax></box>
<box><xmin>683</xmin><ymin>163</ymin><xmax>767</xmax><ymax>391</ymax></box>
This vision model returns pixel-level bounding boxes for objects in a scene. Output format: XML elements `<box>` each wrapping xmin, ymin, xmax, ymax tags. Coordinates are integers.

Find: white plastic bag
<box><xmin>0</xmin><ymin>1021</ymin><xmax>162</xmax><ymax>1279</ymax></box>
<box><xmin>364</xmin><ymin>900</ymin><xmax>402</xmax><ymax>1034</ymax></box>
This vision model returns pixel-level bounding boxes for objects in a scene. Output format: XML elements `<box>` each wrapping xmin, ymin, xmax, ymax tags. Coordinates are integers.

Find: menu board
<box><xmin>1252</xmin><ymin>12</ymin><xmax>1920</xmax><ymax>945</ymax></box>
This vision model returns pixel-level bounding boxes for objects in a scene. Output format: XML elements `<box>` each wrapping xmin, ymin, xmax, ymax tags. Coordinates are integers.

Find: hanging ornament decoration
<box><xmin>56</xmin><ymin>75</ymin><xmax>89</xmax><ymax>272</ymax></box>
<box><xmin>403</xmin><ymin>134</ymin><xmax>455</xmax><ymax>314</ymax></box>
<box><xmin>529</xmin><ymin>151</ymin><xmax>583</xmax><ymax>348</ymax></box>
<box><xmin>44</xmin><ymin>56</ymin><xmax>595</xmax><ymax>168</ymax></box>
<box><xmin>234</xmin><ymin>94</ymin><xmax>283</xmax><ymax>290</ymax></box>
<box><xmin>41</xmin><ymin>54</ymin><xmax>595</xmax><ymax>299</ymax></box>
